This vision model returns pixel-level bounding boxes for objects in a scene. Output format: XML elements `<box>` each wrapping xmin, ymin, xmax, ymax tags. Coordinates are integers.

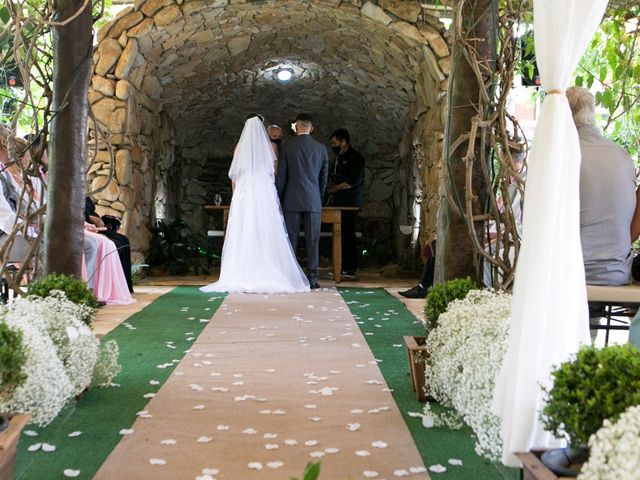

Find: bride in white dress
<box><xmin>200</xmin><ymin>115</ymin><xmax>310</xmax><ymax>294</ymax></box>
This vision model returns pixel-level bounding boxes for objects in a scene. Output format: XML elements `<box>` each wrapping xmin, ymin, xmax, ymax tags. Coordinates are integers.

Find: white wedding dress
<box><xmin>200</xmin><ymin>117</ymin><xmax>310</xmax><ymax>294</ymax></box>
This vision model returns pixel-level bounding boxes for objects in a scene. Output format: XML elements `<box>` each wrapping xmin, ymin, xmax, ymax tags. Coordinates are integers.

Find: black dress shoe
<box><xmin>310</xmin><ymin>283</ymin><xmax>320</xmax><ymax>290</ymax></box>
<box><xmin>398</xmin><ymin>285</ymin><xmax>427</xmax><ymax>299</ymax></box>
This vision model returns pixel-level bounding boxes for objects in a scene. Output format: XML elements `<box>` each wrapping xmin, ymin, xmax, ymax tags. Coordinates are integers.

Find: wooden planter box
<box><xmin>404</xmin><ymin>335</ymin><xmax>429</xmax><ymax>402</ymax></box>
<box><xmin>0</xmin><ymin>414</ymin><xmax>30</xmax><ymax>480</ymax></box>
<box><xmin>516</xmin><ymin>450</ymin><xmax>577</xmax><ymax>480</ymax></box>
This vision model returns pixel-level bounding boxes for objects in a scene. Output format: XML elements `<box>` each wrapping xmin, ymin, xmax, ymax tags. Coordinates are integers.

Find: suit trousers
<box><xmin>283</xmin><ymin>210</ymin><xmax>321</xmax><ymax>284</ymax></box>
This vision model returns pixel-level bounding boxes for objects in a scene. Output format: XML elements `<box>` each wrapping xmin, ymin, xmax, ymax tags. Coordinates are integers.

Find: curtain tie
<box><xmin>546</xmin><ymin>89</ymin><xmax>565</xmax><ymax>95</ymax></box>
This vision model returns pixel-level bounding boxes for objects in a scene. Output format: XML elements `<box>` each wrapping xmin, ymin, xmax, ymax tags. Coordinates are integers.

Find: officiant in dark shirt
<box><xmin>326</xmin><ymin>128</ymin><xmax>365</xmax><ymax>278</ymax></box>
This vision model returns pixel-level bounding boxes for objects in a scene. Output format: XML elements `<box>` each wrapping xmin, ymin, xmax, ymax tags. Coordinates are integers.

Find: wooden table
<box><xmin>204</xmin><ymin>205</ymin><xmax>359</xmax><ymax>283</ymax></box>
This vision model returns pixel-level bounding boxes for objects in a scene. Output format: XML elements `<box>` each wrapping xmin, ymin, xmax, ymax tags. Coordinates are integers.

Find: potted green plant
<box><xmin>0</xmin><ymin>320</ymin><xmax>29</xmax><ymax>479</ymax></box>
<box><xmin>539</xmin><ymin>344</ymin><xmax>640</xmax><ymax>477</ymax></box>
<box><xmin>27</xmin><ymin>273</ymin><xmax>100</xmax><ymax>326</ymax></box>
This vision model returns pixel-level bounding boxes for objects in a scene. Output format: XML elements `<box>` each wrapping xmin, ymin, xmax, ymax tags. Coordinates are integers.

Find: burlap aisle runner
<box><xmin>95</xmin><ymin>289</ymin><xmax>429</xmax><ymax>480</ymax></box>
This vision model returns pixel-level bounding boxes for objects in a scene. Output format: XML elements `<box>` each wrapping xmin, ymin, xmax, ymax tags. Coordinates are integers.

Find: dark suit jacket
<box><xmin>276</xmin><ymin>134</ymin><xmax>328</xmax><ymax>213</ymax></box>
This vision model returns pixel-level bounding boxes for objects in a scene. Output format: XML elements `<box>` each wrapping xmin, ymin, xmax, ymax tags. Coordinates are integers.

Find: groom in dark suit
<box><xmin>276</xmin><ymin>113</ymin><xmax>328</xmax><ymax>289</ymax></box>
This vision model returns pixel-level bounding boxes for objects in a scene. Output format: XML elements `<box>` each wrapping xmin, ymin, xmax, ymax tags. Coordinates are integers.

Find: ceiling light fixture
<box><xmin>276</xmin><ymin>68</ymin><xmax>293</xmax><ymax>82</ymax></box>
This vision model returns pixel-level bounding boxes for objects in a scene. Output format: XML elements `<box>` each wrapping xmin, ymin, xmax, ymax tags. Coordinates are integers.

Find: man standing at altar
<box><xmin>326</xmin><ymin>128</ymin><xmax>365</xmax><ymax>280</ymax></box>
<box><xmin>276</xmin><ymin>113</ymin><xmax>328</xmax><ymax>289</ymax></box>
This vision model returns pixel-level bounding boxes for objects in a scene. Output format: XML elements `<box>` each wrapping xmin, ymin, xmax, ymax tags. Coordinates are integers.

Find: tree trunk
<box><xmin>436</xmin><ymin>0</ymin><xmax>497</xmax><ymax>284</ymax></box>
<box><xmin>44</xmin><ymin>0</ymin><xmax>93</xmax><ymax>278</ymax></box>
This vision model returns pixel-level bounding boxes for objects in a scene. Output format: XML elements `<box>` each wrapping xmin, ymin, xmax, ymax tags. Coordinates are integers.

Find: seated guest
<box><xmin>85</xmin><ymin>197</ymin><xmax>133</xmax><ymax>292</ymax></box>
<box><xmin>399</xmin><ymin>239</ymin><xmax>436</xmax><ymax>298</ymax></box>
<box><xmin>568</xmin><ymin>87</ymin><xmax>636</xmax><ymax>285</ymax></box>
<box><xmin>0</xmin><ymin>126</ymin><xmax>33</xmax><ymax>262</ymax></box>
<box><xmin>82</xmin><ymin>221</ymin><xmax>133</xmax><ymax>305</ymax></box>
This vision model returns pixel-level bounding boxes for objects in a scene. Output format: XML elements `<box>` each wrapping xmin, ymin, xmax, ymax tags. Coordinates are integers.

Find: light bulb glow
<box><xmin>277</xmin><ymin>68</ymin><xmax>293</xmax><ymax>81</ymax></box>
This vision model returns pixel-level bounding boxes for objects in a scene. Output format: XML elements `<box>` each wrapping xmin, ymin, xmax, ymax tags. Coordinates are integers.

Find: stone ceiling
<box><xmin>101</xmin><ymin>0</ymin><xmax>447</xmax><ymax>159</ymax></box>
<box><xmin>90</xmin><ymin>0</ymin><xmax>450</xmax><ymax>252</ymax></box>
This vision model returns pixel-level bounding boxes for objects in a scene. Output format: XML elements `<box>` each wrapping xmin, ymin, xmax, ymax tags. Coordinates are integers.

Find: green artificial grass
<box><xmin>339</xmin><ymin>287</ymin><xmax>519</xmax><ymax>480</ymax></box>
<box><xmin>14</xmin><ymin>286</ymin><xmax>226</xmax><ymax>480</ymax></box>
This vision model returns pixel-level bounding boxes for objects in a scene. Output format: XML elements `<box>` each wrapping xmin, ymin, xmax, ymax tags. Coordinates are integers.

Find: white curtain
<box><xmin>491</xmin><ymin>0</ymin><xmax>609</xmax><ymax>467</ymax></box>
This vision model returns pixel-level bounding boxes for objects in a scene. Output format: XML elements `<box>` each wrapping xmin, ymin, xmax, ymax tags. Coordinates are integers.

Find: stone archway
<box><xmin>88</xmin><ymin>0</ymin><xmax>450</xmax><ymax>262</ymax></box>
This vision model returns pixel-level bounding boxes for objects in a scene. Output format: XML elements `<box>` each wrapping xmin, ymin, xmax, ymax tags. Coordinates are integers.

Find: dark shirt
<box><xmin>329</xmin><ymin>147</ymin><xmax>365</xmax><ymax>207</ymax></box>
<box><xmin>85</xmin><ymin>197</ymin><xmax>96</xmax><ymax>223</ymax></box>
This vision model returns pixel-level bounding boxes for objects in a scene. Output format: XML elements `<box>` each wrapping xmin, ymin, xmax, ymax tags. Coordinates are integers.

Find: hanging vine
<box><xmin>0</xmin><ymin>0</ymin><xmax>110</xmax><ymax>294</ymax></box>
<box><xmin>446</xmin><ymin>0</ymin><xmax>530</xmax><ymax>290</ymax></box>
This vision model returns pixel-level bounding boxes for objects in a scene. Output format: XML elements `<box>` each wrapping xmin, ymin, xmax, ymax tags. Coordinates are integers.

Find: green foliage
<box><xmin>28</xmin><ymin>273</ymin><xmax>100</xmax><ymax>324</ymax></box>
<box><xmin>541</xmin><ymin>344</ymin><xmax>640</xmax><ymax>446</ymax></box>
<box><xmin>423</xmin><ymin>277</ymin><xmax>478</xmax><ymax>331</ymax></box>
<box><xmin>147</xmin><ymin>219</ymin><xmax>208</xmax><ymax>275</ymax></box>
<box><xmin>575</xmin><ymin>2</ymin><xmax>640</xmax><ymax>164</ymax></box>
<box><xmin>290</xmin><ymin>462</ymin><xmax>321</xmax><ymax>480</ymax></box>
<box><xmin>0</xmin><ymin>320</ymin><xmax>26</xmax><ymax>399</ymax></box>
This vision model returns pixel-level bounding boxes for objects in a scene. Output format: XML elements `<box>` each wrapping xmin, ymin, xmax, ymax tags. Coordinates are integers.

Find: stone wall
<box><xmin>88</xmin><ymin>0</ymin><xmax>451</xmax><ymax>261</ymax></box>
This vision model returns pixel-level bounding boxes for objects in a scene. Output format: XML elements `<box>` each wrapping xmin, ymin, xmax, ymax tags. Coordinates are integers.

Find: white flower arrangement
<box><xmin>578</xmin><ymin>404</ymin><xmax>640</xmax><ymax>480</ymax></box>
<box><xmin>92</xmin><ymin>339</ymin><xmax>122</xmax><ymax>387</ymax></box>
<box><xmin>10</xmin><ymin>291</ymin><xmax>99</xmax><ymax>395</ymax></box>
<box><xmin>0</xmin><ymin>305</ymin><xmax>75</xmax><ymax>426</ymax></box>
<box><xmin>423</xmin><ymin>289</ymin><xmax>511</xmax><ymax>461</ymax></box>
<box><xmin>0</xmin><ymin>290</ymin><xmax>120</xmax><ymax>426</ymax></box>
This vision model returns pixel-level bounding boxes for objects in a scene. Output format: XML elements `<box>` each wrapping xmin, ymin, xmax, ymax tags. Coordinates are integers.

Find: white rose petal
<box><xmin>409</xmin><ymin>466</ymin><xmax>427</xmax><ymax>473</ymax></box>
<box><xmin>248</xmin><ymin>462</ymin><xmax>263</xmax><ymax>471</ymax></box>
<box><xmin>267</xmin><ymin>461</ymin><xmax>284</xmax><ymax>469</ymax></box>
<box><xmin>372</xmin><ymin>440</ymin><xmax>388</xmax><ymax>449</ymax></box>
<box><xmin>160</xmin><ymin>439</ymin><xmax>177</xmax><ymax>445</ymax></box>
<box><xmin>201</xmin><ymin>468</ymin><xmax>220</xmax><ymax>475</ymax></box>
<box><xmin>242</xmin><ymin>428</ymin><xmax>257</xmax><ymax>435</ymax></box>
<box><xmin>429</xmin><ymin>464</ymin><xmax>447</xmax><ymax>473</ymax></box>
<box><xmin>66</xmin><ymin>326</ymin><xmax>79</xmax><ymax>341</ymax></box>
<box><xmin>149</xmin><ymin>458</ymin><xmax>167</xmax><ymax>465</ymax></box>
<box><xmin>264</xmin><ymin>443</ymin><xmax>279</xmax><ymax>450</ymax></box>
<box><xmin>68</xmin><ymin>431</ymin><xmax>82</xmax><ymax>437</ymax></box>
<box><xmin>363</xmin><ymin>471</ymin><xmax>379</xmax><ymax>478</ymax></box>
<box><xmin>23</xmin><ymin>430</ymin><xmax>38</xmax><ymax>437</ymax></box>
<box><xmin>309</xmin><ymin>451</ymin><xmax>325</xmax><ymax>458</ymax></box>
<box><xmin>355</xmin><ymin>450</ymin><xmax>371</xmax><ymax>457</ymax></box>
<box><xmin>304</xmin><ymin>440</ymin><xmax>319</xmax><ymax>446</ymax></box>
<box><xmin>63</xmin><ymin>469</ymin><xmax>81</xmax><ymax>477</ymax></box>
<box><xmin>42</xmin><ymin>443</ymin><xmax>56</xmax><ymax>452</ymax></box>
<box><xmin>393</xmin><ymin>469</ymin><xmax>409</xmax><ymax>477</ymax></box>
<box><xmin>448</xmin><ymin>458</ymin><xmax>463</xmax><ymax>466</ymax></box>
<box><xmin>197</xmin><ymin>436</ymin><xmax>213</xmax><ymax>443</ymax></box>
<box><xmin>27</xmin><ymin>443</ymin><xmax>42</xmax><ymax>452</ymax></box>
<box><xmin>284</xmin><ymin>439</ymin><xmax>298</xmax><ymax>446</ymax></box>
<box><xmin>119</xmin><ymin>428</ymin><xmax>134</xmax><ymax>435</ymax></box>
